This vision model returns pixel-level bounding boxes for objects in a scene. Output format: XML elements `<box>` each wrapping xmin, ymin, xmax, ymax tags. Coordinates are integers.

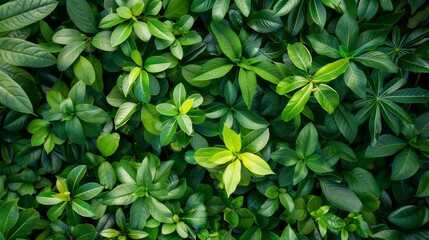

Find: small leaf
<box><xmin>0</xmin><ymin>70</ymin><xmax>33</xmax><ymax>114</ymax></box>
<box><xmin>192</xmin><ymin>58</ymin><xmax>234</xmax><ymax>81</ymax></box>
<box><xmin>223</xmin><ymin>160</ymin><xmax>241</xmax><ymax>196</ymax></box>
<box><xmin>416</xmin><ymin>171</ymin><xmax>429</xmax><ymax>197</ymax></box>
<box><xmin>247</xmin><ymin>10</ymin><xmax>283</xmax><ymax>33</ymax></box>
<box><xmin>67</xmin><ymin>165</ymin><xmax>87</xmax><ymax>192</ymax></box>
<box><xmin>240</xmin><ymin>152</ymin><xmax>274</xmax><ymax>175</ymax></box>
<box><xmin>114</xmin><ymin>102</ymin><xmax>138</xmax><ymax>129</ymax></box>
<box><xmin>235</xmin><ymin>0</ymin><xmax>251</xmax><ymax>16</ymax></box>
<box><xmin>281</xmin><ymin>83</ymin><xmax>313</xmax><ymax>122</ymax></box>
<box><xmin>273</xmin><ymin>0</ymin><xmax>300</xmax><ymax>17</ymax></box>
<box><xmin>160</xmin><ymin>118</ymin><xmax>177</xmax><ymax>146</ymax></box>
<box><xmin>144</xmin><ymin>56</ymin><xmax>171</xmax><ymax>73</ymax></box>
<box><xmin>74</xmin><ymin>183</ymin><xmax>103</xmax><ymax>200</ymax></box>
<box><xmin>97</xmin><ymin>133</ymin><xmax>120</xmax><ymax>157</ymax></box>
<box><xmin>111</xmin><ymin>22</ymin><xmax>133</xmax><ymax>47</ymax></box>
<box><xmin>73</xmin><ymin>56</ymin><xmax>95</xmax><ymax>85</ymax></box>
<box><xmin>57</xmin><ymin>41</ymin><xmax>87</xmax><ymax>71</ymax></box>
<box><xmin>296</xmin><ymin>122</ymin><xmax>318</xmax><ymax>158</ymax></box>
<box><xmin>71</xmin><ymin>199</ymin><xmax>95</xmax><ymax>217</ymax></box>
<box><xmin>223</xmin><ymin>125</ymin><xmax>241</xmax><ymax>152</ymax></box>
<box><xmin>238</xmin><ymin>68</ymin><xmax>257</xmax><ymax>109</ymax></box>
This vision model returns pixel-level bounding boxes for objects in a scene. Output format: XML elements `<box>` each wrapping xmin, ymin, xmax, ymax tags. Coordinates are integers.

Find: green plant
<box><xmin>1</xmin><ymin>0</ymin><xmax>429</xmax><ymax>239</ymax></box>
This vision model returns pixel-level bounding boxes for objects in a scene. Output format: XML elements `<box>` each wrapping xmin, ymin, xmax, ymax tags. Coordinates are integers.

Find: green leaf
<box><xmin>98</xmin><ymin>161</ymin><xmax>117</xmax><ymax>190</ymax></box>
<box><xmin>73</xmin><ymin>56</ymin><xmax>95</xmax><ymax>85</ymax></box>
<box><xmin>309</xmin><ymin>0</ymin><xmax>326</xmax><ymax>28</ymax></box>
<box><xmin>281</xmin><ymin>225</ymin><xmax>298</xmax><ymax>240</ymax></box>
<box><xmin>66</xmin><ymin>0</ymin><xmax>98</xmax><ymax>34</ymax></box>
<box><xmin>238</xmin><ymin>68</ymin><xmax>257</xmax><ymax>109</ymax></box>
<box><xmin>398</xmin><ymin>54</ymin><xmax>429</xmax><ymax>73</ymax></box>
<box><xmin>146</xmin><ymin>197</ymin><xmax>174</xmax><ymax>223</ymax></box>
<box><xmin>52</xmin><ymin>29</ymin><xmax>85</xmax><ymax>45</ymax></box>
<box><xmin>287</xmin><ymin>42</ymin><xmax>312</xmax><ymax>72</ymax></box>
<box><xmin>334</xmin><ymin>105</ymin><xmax>358</xmax><ymax>144</ymax></box>
<box><xmin>92</xmin><ymin>31</ymin><xmax>118</xmax><ymax>52</ymax></box>
<box><xmin>67</xmin><ymin>165</ymin><xmax>87</xmax><ymax>193</ymax></box>
<box><xmin>160</xmin><ymin>118</ymin><xmax>177</xmax><ymax>146</ymax></box>
<box><xmin>306</xmin><ymin>155</ymin><xmax>332</xmax><ymax>173</ymax></box>
<box><xmin>276</xmin><ymin>76</ymin><xmax>309</xmax><ymax>95</ymax></box>
<box><xmin>111</xmin><ymin>22</ymin><xmax>133</xmax><ymax>47</ymax></box>
<box><xmin>36</xmin><ymin>192</ymin><xmax>65</xmax><ymax>205</ymax></box>
<box><xmin>0</xmin><ymin>69</ymin><xmax>33</xmax><ymax>114</ymax></box>
<box><xmin>0</xmin><ymin>0</ymin><xmax>58</xmax><ymax>32</ymax></box>
<box><xmin>97</xmin><ymin>133</ymin><xmax>120</xmax><ymax>157</ymax></box>
<box><xmin>313</xmin><ymin>58</ymin><xmax>349</xmax><ymax>83</ymax></box>
<box><xmin>391</xmin><ymin>148</ymin><xmax>420</xmax><ymax>181</ymax></box>
<box><xmin>178</xmin><ymin>114</ymin><xmax>193</xmax><ymax>135</ymax></box>
<box><xmin>210</xmin><ymin>20</ymin><xmax>242</xmax><ymax>62</ymax></box>
<box><xmin>223</xmin><ymin>160</ymin><xmax>241</xmax><ymax>196</ymax></box>
<box><xmin>47</xmin><ymin>202</ymin><xmax>67</xmax><ymax>221</ymax></box>
<box><xmin>234</xmin><ymin>0</ymin><xmax>251</xmax><ymax>16</ymax></box>
<box><xmin>353</xmin><ymin>51</ymin><xmax>398</xmax><ymax>73</ymax></box>
<box><xmin>6</xmin><ymin>209</ymin><xmax>39</xmax><ymax>240</ymax></box>
<box><xmin>258</xmin><ymin>198</ymin><xmax>279</xmax><ymax>217</ymax></box>
<box><xmin>247</xmin><ymin>10</ymin><xmax>283</xmax><ymax>33</ymax></box>
<box><xmin>115</xmin><ymin>162</ymin><xmax>136</xmax><ymax>185</ymax></box>
<box><xmin>416</xmin><ymin>171</ymin><xmax>429</xmax><ymax>197</ymax></box>
<box><xmin>74</xmin><ymin>183</ymin><xmax>103</xmax><ymax>200</ymax></box>
<box><xmin>72</xmin><ymin>224</ymin><xmax>97</xmax><ymax>240</ymax></box>
<box><xmin>57</xmin><ymin>41</ymin><xmax>87</xmax><ymax>71</ymax></box>
<box><xmin>103</xmin><ymin>183</ymin><xmax>139</xmax><ymax>205</ymax></box>
<box><xmin>147</xmin><ymin>19</ymin><xmax>175</xmax><ymax>42</ymax></box>
<box><xmin>195</xmin><ymin>147</ymin><xmax>228</xmax><ymax>168</ymax></box>
<box><xmin>335</xmin><ymin>12</ymin><xmax>358</xmax><ymax>49</ymax></box>
<box><xmin>287</xmin><ymin>1</ymin><xmax>305</xmax><ymax>36</ymax></box>
<box><xmin>212</xmin><ymin>0</ymin><xmax>229</xmax><ymax>22</ymax></box>
<box><xmin>296</xmin><ymin>122</ymin><xmax>318</xmax><ymax>158</ymax></box>
<box><xmin>144</xmin><ymin>56</ymin><xmax>171</xmax><ymax>73</ymax></box>
<box><xmin>114</xmin><ymin>102</ymin><xmax>138</xmax><ymax>129</ymax></box>
<box><xmin>307</xmin><ymin>34</ymin><xmax>340</xmax><ymax>58</ymax></box>
<box><xmin>273</xmin><ymin>0</ymin><xmax>300</xmax><ymax>17</ymax></box>
<box><xmin>223</xmin><ymin>125</ymin><xmax>241</xmax><ymax>152</ymax></box>
<box><xmin>191</xmin><ymin>0</ymin><xmax>216</xmax><ymax>12</ymax></box>
<box><xmin>281</xmin><ymin>83</ymin><xmax>312</xmax><ymax>122</ymax></box>
<box><xmin>251</xmin><ymin>61</ymin><xmax>282</xmax><ymax>84</ymax></box>
<box><xmin>388</xmin><ymin>205</ymin><xmax>429</xmax><ymax>230</ymax></box>
<box><xmin>364</xmin><ymin>134</ymin><xmax>407</xmax><ymax>158</ymax></box>
<box><xmin>344</xmin><ymin>61</ymin><xmax>367</xmax><ymax>99</ymax></box>
<box><xmin>192</xmin><ymin>58</ymin><xmax>234</xmax><ymax>81</ymax></box>
<box><xmin>240</xmin><ymin>152</ymin><xmax>274</xmax><ymax>175</ymax></box>
<box><xmin>0</xmin><ymin>200</ymin><xmax>19</xmax><ymax>236</ymax></box>
<box><xmin>164</xmin><ymin>0</ymin><xmax>190</xmax><ymax>20</ymax></box>
<box><xmin>66</xmin><ymin>116</ymin><xmax>86</xmax><ymax>144</ymax></box>
<box><xmin>313</xmin><ymin>84</ymin><xmax>339</xmax><ymax>114</ymax></box>
<box><xmin>320</xmin><ymin>179</ymin><xmax>363</xmax><ymax>212</ymax></box>
<box><xmin>344</xmin><ymin>167</ymin><xmax>380</xmax><ymax>197</ymax></box>
<box><xmin>385</xmin><ymin>88</ymin><xmax>429</xmax><ymax>104</ymax></box>
<box><xmin>241</xmin><ymin>128</ymin><xmax>269</xmax><ymax>153</ymax></box>
<box><xmin>0</xmin><ymin>38</ymin><xmax>56</xmax><ymax>68</ymax></box>
<box><xmin>157</xmin><ymin>103</ymin><xmax>178</xmax><ymax>116</ymax></box>
<box><xmin>71</xmin><ymin>199</ymin><xmax>95</xmax><ymax>217</ymax></box>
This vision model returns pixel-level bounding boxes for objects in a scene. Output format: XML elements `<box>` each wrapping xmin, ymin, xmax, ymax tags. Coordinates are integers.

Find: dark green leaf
<box><xmin>313</xmin><ymin>84</ymin><xmax>339</xmax><ymax>114</ymax></box>
<box><xmin>66</xmin><ymin>0</ymin><xmax>98</xmax><ymax>34</ymax></box>
<box><xmin>388</xmin><ymin>205</ymin><xmax>429</xmax><ymax>230</ymax></box>
<box><xmin>391</xmin><ymin>148</ymin><xmax>420</xmax><ymax>181</ymax></box>
<box><xmin>210</xmin><ymin>20</ymin><xmax>242</xmax><ymax>62</ymax></box>
<box><xmin>353</xmin><ymin>51</ymin><xmax>398</xmax><ymax>73</ymax></box>
<box><xmin>364</xmin><ymin>134</ymin><xmax>407</xmax><ymax>158</ymax></box>
<box><xmin>335</xmin><ymin>12</ymin><xmax>358</xmax><ymax>49</ymax></box>
<box><xmin>287</xmin><ymin>42</ymin><xmax>312</xmax><ymax>72</ymax></box>
<box><xmin>0</xmin><ymin>200</ymin><xmax>19</xmax><ymax>236</ymax></box>
<box><xmin>309</xmin><ymin>0</ymin><xmax>326</xmax><ymax>27</ymax></box>
<box><xmin>320</xmin><ymin>179</ymin><xmax>363</xmax><ymax>212</ymax></box>
<box><xmin>247</xmin><ymin>10</ymin><xmax>283</xmax><ymax>33</ymax></box>
<box><xmin>273</xmin><ymin>0</ymin><xmax>300</xmax><ymax>17</ymax></box>
<box><xmin>57</xmin><ymin>41</ymin><xmax>87</xmax><ymax>71</ymax></box>
<box><xmin>0</xmin><ymin>69</ymin><xmax>33</xmax><ymax>114</ymax></box>
<box><xmin>344</xmin><ymin>167</ymin><xmax>380</xmax><ymax>197</ymax></box>
<box><xmin>6</xmin><ymin>209</ymin><xmax>39</xmax><ymax>240</ymax></box>
<box><xmin>192</xmin><ymin>58</ymin><xmax>234</xmax><ymax>81</ymax></box>
<box><xmin>0</xmin><ymin>38</ymin><xmax>56</xmax><ymax>68</ymax></box>
<box><xmin>67</xmin><ymin>165</ymin><xmax>87</xmax><ymax>193</ymax></box>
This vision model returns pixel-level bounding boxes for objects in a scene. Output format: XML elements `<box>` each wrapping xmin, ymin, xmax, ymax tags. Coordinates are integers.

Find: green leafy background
<box><xmin>1</xmin><ymin>0</ymin><xmax>429</xmax><ymax>239</ymax></box>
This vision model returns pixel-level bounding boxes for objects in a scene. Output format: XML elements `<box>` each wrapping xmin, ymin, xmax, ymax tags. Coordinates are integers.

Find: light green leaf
<box><xmin>147</xmin><ymin>19</ymin><xmax>175</xmax><ymax>42</ymax></box>
<box><xmin>57</xmin><ymin>41</ymin><xmax>87</xmax><ymax>71</ymax></box>
<box><xmin>71</xmin><ymin>199</ymin><xmax>95</xmax><ymax>217</ymax></box>
<box><xmin>391</xmin><ymin>148</ymin><xmax>420</xmax><ymax>181</ymax></box>
<box><xmin>103</xmin><ymin>183</ymin><xmax>139</xmax><ymax>205</ymax></box>
<box><xmin>276</xmin><ymin>76</ymin><xmax>309</xmax><ymax>95</ymax></box>
<box><xmin>52</xmin><ymin>28</ymin><xmax>85</xmax><ymax>45</ymax></box>
<box><xmin>223</xmin><ymin>125</ymin><xmax>241</xmax><ymax>152</ymax></box>
<box><xmin>0</xmin><ymin>69</ymin><xmax>33</xmax><ymax>114</ymax></box>
<box><xmin>178</xmin><ymin>114</ymin><xmax>193</xmax><ymax>135</ymax></box>
<box><xmin>0</xmin><ymin>0</ymin><xmax>58</xmax><ymax>32</ymax></box>
<box><xmin>223</xmin><ymin>160</ymin><xmax>241</xmax><ymax>196</ymax></box>
<box><xmin>192</xmin><ymin>58</ymin><xmax>234</xmax><ymax>81</ymax></box>
<box><xmin>0</xmin><ymin>38</ymin><xmax>56</xmax><ymax>68</ymax></box>
<box><xmin>281</xmin><ymin>82</ymin><xmax>313</xmax><ymax>122</ymax></box>
<box><xmin>313</xmin><ymin>58</ymin><xmax>349</xmax><ymax>83</ymax></box>
<box><xmin>212</xmin><ymin>0</ymin><xmax>229</xmax><ymax>22</ymax></box>
<box><xmin>74</xmin><ymin>183</ymin><xmax>103</xmax><ymax>200</ymax></box>
<box><xmin>240</xmin><ymin>152</ymin><xmax>274</xmax><ymax>175</ymax></box>
<box><xmin>235</xmin><ymin>0</ymin><xmax>251</xmax><ymax>16</ymax></box>
<box><xmin>238</xmin><ymin>68</ymin><xmax>256</xmax><ymax>109</ymax></box>
<box><xmin>36</xmin><ymin>192</ymin><xmax>64</xmax><ymax>205</ymax></box>
<box><xmin>97</xmin><ymin>133</ymin><xmax>120</xmax><ymax>157</ymax></box>
<box><xmin>287</xmin><ymin>42</ymin><xmax>312</xmax><ymax>72</ymax></box>
<box><xmin>156</xmin><ymin>103</ymin><xmax>178</xmax><ymax>116</ymax></box>
<box><xmin>146</xmin><ymin>197</ymin><xmax>174</xmax><ymax>223</ymax></box>
<box><xmin>210</xmin><ymin>150</ymin><xmax>234</xmax><ymax>165</ymax></box>
<box><xmin>273</xmin><ymin>0</ymin><xmax>300</xmax><ymax>17</ymax></box>
<box><xmin>73</xmin><ymin>56</ymin><xmax>95</xmax><ymax>85</ymax></box>
<box><xmin>98</xmin><ymin>161</ymin><xmax>117</xmax><ymax>190</ymax></box>
<box><xmin>75</xmin><ymin>104</ymin><xmax>110</xmax><ymax>124</ymax></box>
<box><xmin>114</xmin><ymin>102</ymin><xmax>138</xmax><ymax>129</ymax></box>
<box><xmin>164</xmin><ymin>0</ymin><xmax>190</xmax><ymax>20</ymax></box>
<box><xmin>320</xmin><ymin>179</ymin><xmax>363</xmax><ymax>212</ymax></box>
<box><xmin>313</xmin><ymin>84</ymin><xmax>339</xmax><ymax>114</ymax></box>
<box><xmin>66</xmin><ymin>0</ymin><xmax>98</xmax><ymax>34</ymax></box>
<box><xmin>111</xmin><ymin>22</ymin><xmax>133</xmax><ymax>47</ymax></box>
<box><xmin>195</xmin><ymin>147</ymin><xmax>229</xmax><ymax>168</ymax></box>
<box><xmin>160</xmin><ymin>118</ymin><xmax>177</xmax><ymax>146</ymax></box>
<box><xmin>210</xmin><ymin>20</ymin><xmax>242</xmax><ymax>62</ymax></box>
<box><xmin>92</xmin><ymin>31</ymin><xmax>118</xmax><ymax>51</ymax></box>
<box><xmin>144</xmin><ymin>56</ymin><xmax>171</xmax><ymax>73</ymax></box>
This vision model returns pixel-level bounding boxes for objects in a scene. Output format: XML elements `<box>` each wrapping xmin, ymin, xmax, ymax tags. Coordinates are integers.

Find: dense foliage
<box><xmin>1</xmin><ymin>0</ymin><xmax>429</xmax><ymax>239</ymax></box>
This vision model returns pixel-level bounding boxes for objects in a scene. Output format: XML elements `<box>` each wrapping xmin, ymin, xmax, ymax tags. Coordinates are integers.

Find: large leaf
<box><xmin>353</xmin><ymin>51</ymin><xmax>398</xmax><ymax>73</ymax></box>
<box><xmin>398</xmin><ymin>54</ymin><xmax>429</xmax><ymax>73</ymax></box>
<box><xmin>247</xmin><ymin>10</ymin><xmax>283</xmax><ymax>33</ymax></box>
<box><xmin>0</xmin><ymin>0</ymin><xmax>58</xmax><ymax>32</ymax></box>
<box><xmin>335</xmin><ymin>12</ymin><xmax>358</xmax><ymax>49</ymax></box>
<box><xmin>364</xmin><ymin>134</ymin><xmax>407</xmax><ymax>158</ymax></box>
<box><xmin>210</xmin><ymin>20</ymin><xmax>242</xmax><ymax>62</ymax></box>
<box><xmin>273</xmin><ymin>0</ymin><xmax>301</xmax><ymax>17</ymax></box>
<box><xmin>0</xmin><ymin>200</ymin><xmax>19</xmax><ymax>236</ymax></box>
<box><xmin>111</xmin><ymin>22</ymin><xmax>133</xmax><ymax>47</ymax></box>
<box><xmin>71</xmin><ymin>199</ymin><xmax>95</xmax><ymax>217</ymax></box>
<box><xmin>147</xmin><ymin>19</ymin><xmax>175</xmax><ymax>42</ymax></box>
<box><xmin>223</xmin><ymin>160</ymin><xmax>241</xmax><ymax>196</ymax></box>
<box><xmin>344</xmin><ymin>167</ymin><xmax>380</xmax><ymax>197</ymax></box>
<box><xmin>103</xmin><ymin>183</ymin><xmax>139</xmax><ymax>205</ymax></box>
<box><xmin>67</xmin><ymin>165</ymin><xmax>87</xmax><ymax>192</ymax></box>
<box><xmin>320</xmin><ymin>179</ymin><xmax>363</xmax><ymax>213</ymax></box>
<box><xmin>66</xmin><ymin>0</ymin><xmax>98</xmax><ymax>34</ymax></box>
<box><xmin>6</xmin><ymin>209</ymin><xmax>39</xmax><ymax>240</ymax></box>
<box><xmin>388</xmin><ymin>205</ymin><xmax>429</xmax><ymax>230</ymax></box>
<box><xmin>0</xmin><ymin>69</ymin><xmax>33</xmax><ymax>114</ymax></box>
<box><xmin>238</xmin><ymin>68</ymin><xmax>256</xmax><ymax>109</ymax></box>
<box><xmin>212</xmin><ymin>0</ymin><xmax>229</xmax><ymax>22</ymax></box>
<box><xmin>333</xmin><ymin>105</ymin><xmax>358</xmax><ymax>143</ymax></box>
<box><xmin>309</xmin><ymin>0</ymin><xmax>326</xmax><ymax>27</ymax></box>
<box><xmin>281</xmin><ymin>83</ymin><xmax>313</xmax><ymax>122</ymax></box>
<box><xmin>344</xmin><ymin>61</ymin><xmax>367</xmax><ymax>99</ymax></box>
<box><xmin>240</xmin><ymin>152</ymin><xmax>274</xmax><ymax>175</ymax></box>
<box><xmin>234</xmin><ymin>0</ymin><xmax>251</xmax><ymax>17</ymax></box>
<box><xmin>114</xmin><ymin>102</ymin><xmax>138</xmax><ymax>129</ymax></box>
<box><xmin>57</xmin><ymin>41</ymin><xmax>87</xmax><ymax>71</ymax></box>
<box><xmin>0</xmin><ymin>38</ymin><xmax>56</xmax><ymax>68</ymax></box>
<box><xmin>313</xmin><ymin>84</ymin><xmax>339</xmax><ymax>114</ymax></box>
<box><xmin>391</xmin><ymin>148</ymin><xmax>420</xmax><ymax>181</ymax></box>
<box><xmin>287</xmin><ymin>42</ymin><xmax>312</xmax><ymax>72</ymax></box>
<box><xmin>223</xmin><ymin>125</ymin><xmax>241</xmax><ymax>152</ymax></box>
<box><xmin>307</xmin><ymin>34</ymin><xmax>340</xmax><ymax>58</ymax></box>
<box><xmin>385</xmin><ymin>88</ymin><xmax>429</xmax><ymax>103</ymax></box>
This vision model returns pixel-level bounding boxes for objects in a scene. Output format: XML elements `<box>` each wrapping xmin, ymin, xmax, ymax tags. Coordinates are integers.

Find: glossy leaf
<box><xmin>320</xmin><ymin>179</ymin><xmax>363</xmax><ymax>213</ymax></box>
<box><xmin>223</xmin><ymin>160</ymin><xmax>241</xmax><ymax>196</ymax></box>
<box><xmin>0</xmin><ymin>38</ymin><xmax>56</xmax><ymax>68</ymax></box>
<box><xmin>66</xmin><ymin>0</ymin><xmax>97</xmax><ymax>34</ymax></box>
<box><xmin>210</xmin><ymin>20</ymin><xmax>242</xmax><ymax>62</ymax></box>
<box><xmin>0</xmin><ymin>70</ymin><xmax>33</xmax><ymax>114</ymax></box>
<box><xmin>281</xmin><ymin>83</ymin><xmax>313</xmax><ymax>122</ymax></box>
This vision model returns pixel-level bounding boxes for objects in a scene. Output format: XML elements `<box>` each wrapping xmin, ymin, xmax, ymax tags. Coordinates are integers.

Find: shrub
<box><xmin>1</xmin><ymin>0</ymin><xmax>429</xmax><ymax>239</ymax></box>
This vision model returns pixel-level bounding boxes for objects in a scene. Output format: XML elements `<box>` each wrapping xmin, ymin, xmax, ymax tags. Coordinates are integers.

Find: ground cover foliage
<box><xmin>1</xmin><ymin>0</ymin><xmax>429</xmax><ymax>239</ymax></box>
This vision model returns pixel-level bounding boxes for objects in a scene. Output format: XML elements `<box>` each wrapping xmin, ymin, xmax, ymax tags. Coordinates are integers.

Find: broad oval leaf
<box><xmin>66</xmin><ymin>0</ymin><xmax>98</xmax><ymax>34</ymax></box>
<box><xmin>0</xmin><ymin>70</ymin><xmax>33</xmax><ymax>114</ymax></box>
<box><xmin>223</xmin><ymin>160</ymin><xmax>241</xmax><ymax>197</ymax></box>
<box><xmin>111</xmin><ymin>22</ymin><xmax>133</xmax><ymax>47</ymax></box>
<box><xmin>235</xmin><ymin>0</ymin><xmax>251</xmax><ymax>17</ymax></box>
<box><xmin>210</xmin><ymin>20</ymin><xmax>242</xmax><ymax>62</ymax></box>
<box><xmin>73</xmin><ymin>56</ymin><xmax>95</xmax><ymax>85</ymax></box>
<box><xmin>92</xmin><ymin>31</ymin><xmax>118</xmax><ymax>51</ymax></box>
<box><xmin>0</xmin><ymin>0</ymin><xmax>58</xmax><ymax>32</ymax></box>
<box><xmin>240</xmin><ymin>152</ymin><xmax>274</xmax><ymax>176</ymax></box>
<box><xmin>247</xmin><ymin>10</ymin><xmax>283</xmax><ymax>33</ymax></box>
<box><xmin>71</xmin><ymin>199</ymin><xmax>96</xmax><ymax>217</ymax></box>
<box><xmin>147</xmin><ymin>19</ymin><xmax>175</xmax><ymax>43</ymax></box>
<box><xmin>114</xmin><ymin>102</ymin><xmax>138</xmax><ymax>129</ymax></box>
<box><xmin>391</xmin><ymin>148</ymin><xmax>420</xmax><ymax>181</ymax></box>
<box><xmin>192</xmin><ymin>58</ymin><xmax>234</xmax><ymax>81</ymax></box>
<box><xmin>320</xmin><ymin>179</ymin><xmax>363</xmax><ymax>213</ymax></box>
<box><xmin>364</xmin><ymin>134</ymin><xmax>407</xmax><ymax>158</ymax></box>
<box><xmin>144</xmin><ymin>56</ymin><xmax>171</xmax><ymax>73</ymax></box>
<box><xmin>353</xmin><ymin>51</ymin><xmax>398</xmax><ymax>73</ymax></box>
<box><xmin>57</xmin><ymin>41</ymin><xmax>87</xmax><ymax>71</ymax></box>
<box><xmin>287</xmin><ymin>42</ymin><xmax>312</xmax><ymax>72</ymax></box>
<box><xmin>0</xmin><ymin>38</ymin><xmax>56</xmax><ymax>68</ymax></box>
<box><xmin>313</xmin><ymin>84</ymin><xmax>339</xmax><ymax>114</ymax></box>
<box><xmin>388</xmin><ymin>205</ymin><xmax>429</xmax><ymax>230</ymax></box>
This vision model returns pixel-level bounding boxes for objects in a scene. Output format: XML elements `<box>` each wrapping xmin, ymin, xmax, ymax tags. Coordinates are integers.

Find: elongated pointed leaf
<box><xmin>235</xmin><ymin>0</ymin><xmax>251</xmax><ymax>16</ymax></box>
<box><xmin>147</xmin><ymin>19</ymin><xmax>175</xmax><ymax>42</ymax></box>
<box><xmin>247</xmin><ymin>10</ymin><xmax>283</xmax><ymax>33</ymax></box>
<box><xmin>223</xmin><ymin>125</ymin><xmax>241</xmax><ymax>152</ymax></box>
<box><xmin>238</xmin><ymin>68</ymin><xmax>256</xmax><ymax>109</ymax></box>
<box><xmin>364</xmin><ymin>134</ymin><xmax>407</xmax><ymax>158</ymax></box>
<box><xmin>287</xmin><ymin>42</ymin><xmax>312</xmax><ymax>72</ymax></box>
<box><xmin>146</xmin><ymin>197</ymin><xmax>174</xmax><ymax>223</ymax></box>
<box><xmin>160</xmin><ymin>118</ymin><xmax>177</xmax><ymax>146</ymax></box>
<box><xmin>307</xmin><ymin>34</ymin><xmax>340</xmax><ymax>58</ymax></box>
<box><xmin>0</xmin><ymin>38</ymin><xmax>56</xmax><ymax>68</ymax></box>
<box><xmin>281</xmin><ymin>83</ymin><xmax>313</xmax><ymax>122</ymax></box>
<box><xmin>287</xmin><ymin>1</ymin><xmax>305</xmax><ymax>36</ymax></box>
<box><xmin>6</xmin><ymin>209</ymin><xmax>39</xmax><ymax>240</ymax></box>
<box><xmin>344</xmin><ymin>61</ymin><xmax>367</xmax><ymax>99</ymax></box>
<box><xmin>388</xmin><ymin>205</ymin><xmax>429</xmax><ymax>230</ymax></box>
<box><xmin>240</xmin><ymin>152</ymin><xmax>274</xmax><ymax>175</ymax></box>
<box><xmin>192</xmin><ymin>58</ymin><xmax>234</xmax><ymax>81</ymax></box>
<box><xmin>334</xmin><ymin>105</ymin><xmax>358</xmax><ymax>143</ymax></box>
<box><xmin>313</xmin><ymin>84</ymin><xmax>339</xmax><ymax>114</ymax></box>
<box><xmin>0</xmin><ymin>200</ymin><xmax>19</xmax><ymax>236</ymax></box>
<box><xmin>67</xmin><ymin>0</ymin><xmax>98</xmax><ymax>34</ymax></box>
<box><xmin>111</xmin><ymin>22</ymin><xmax>133</xmax><ymax>47</ymax></box>
<box><xmin>212</xmin><ymin>0</ymin><xmax>229</xmax><ymax>22</ymax></box>
<box><xmin>0</xmin><ymin>0</ymin><xmax>58</xmax><ymax>31</ymax></box>
<box><xmin>74</xmin><ymin>183</ymin><xmax>103</xmax><ymax>200</ymax></box>
<box><xmin>353</xmin><ymin>51</ymin><xmax>398</xmax><ymax>73</ymax></box>
<box><xmin>398</xmin><ymin>54</ymin><xmax>429</xmax><ymax>73</ymax></box>
<box><xmin>57</xmin><ymin>41</ymin><xmax>87</xmax><ymax>71</ymax></box>
<box><xmin>344</xmin><ymin>167</ymin><xmax>380</xmax><ymax>197</ymax></box>
<box><xmin>195</xmin><ymin>147</ymin><xmax>229</xmax><ymax>168</ymax></box>
<box><xmin>114</xmin><ymin>102</ymin><xmax>138</xmax><ymax>129</ymax></box>
<box><xmin>72</xmin><ymin>199</ymin><xmax>95</xmax><ymax>217</ymax></box>
<box><xmin>67</xmin><ymin>165</ymin><xmax>87</xmax><ymax>193</ymax></box>
<box><xmin>313</xmin><ymin>59</ymin><xmax>349</xmax><ymax>82</ymax></box>
<box><xmin>309</xmin><ymin>0</ymin><xmax>326</xmax><ymax>27</ymax></box>
<box><xmin>385</xmin><ymin>88</ymin><xmax>429</xmax><ymax>103</ymax></box>
<box><xmin>296</xmin><ymin>122</ymin><xmax>318</xmax><ymax>158</ymax></box>
<box><xmin>210</xmin><ymin>20</ymin><xmax>242</xmax><ymax>62</ymax></box>
<box><xmin>103</xmin><ymin>183</ymin><xmax>139</xmax><ymax>205</ymax></box>
<box><xmin>273</xmin><ymin>0</ymin><xmax>301</xmax><ymax>17</ymax></box>
<box><xmin>276</xmin><ymin>76</ymin><xmax>309</xmax><ymax>95</ymax></box>
<box><xmin>0</xmin><ymin>70</ymin><xmax>33</xmax><ymax>114</ymax></box>
<box><xmin>223</xmin><ymin>160</ymin><xmax>241</xmax><ymax>196</ymax></box>
<box><xmin>335</xmin><ymin>12</ymin><xmax>358</xmax><ymax>49</ymax></box>
<box><xmin>144</xmin><ymin>56</ymin><xmax>171</xmax><ymax>73</ymax></box>
<box><xmin>73</xmin><ymin>56</ymin><xmax>95</xmax><ymax>85</ymax></box>
<box><xmin>391</xmin><ymin>148</ymin><xmax>420</xmax><ymax>181</ymax></box>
